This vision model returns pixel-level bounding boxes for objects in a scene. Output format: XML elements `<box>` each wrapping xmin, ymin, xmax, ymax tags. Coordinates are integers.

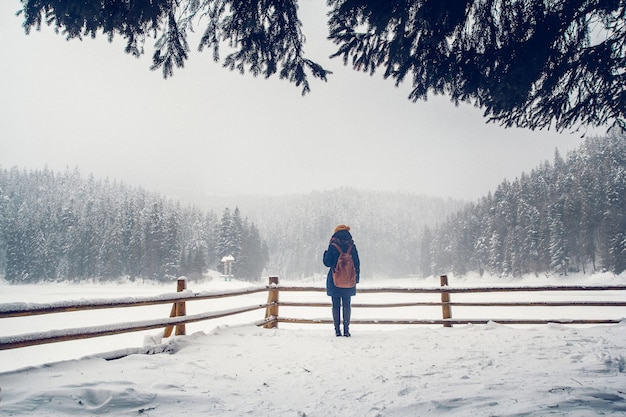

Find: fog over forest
<box><xmin>0</xmin><ymin>134</ymin><xmax>624</xmax><ymax>283</ymax></box>
<box><xmin>200</xmin><ymin>133</ymin><xmax>626</xmax><ymax>280</ymax></box>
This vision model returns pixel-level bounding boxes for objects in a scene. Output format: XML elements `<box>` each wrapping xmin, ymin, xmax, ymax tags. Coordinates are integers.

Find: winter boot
<box><xmin>343</xmin><ymin>305</ymin><xmax>351</xmax><ymax>337</ymax></box>
<box><xmin>332</xmin><ymin>307</ymin><xmax>342</xmax><ymax>337</ymax></box>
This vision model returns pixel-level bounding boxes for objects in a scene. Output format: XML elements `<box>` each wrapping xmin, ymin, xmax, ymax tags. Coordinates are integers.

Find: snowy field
<box><xmin>1</xmin><ymin>272</ymin><xmax>625</xmax><ymax>416</ymax></box>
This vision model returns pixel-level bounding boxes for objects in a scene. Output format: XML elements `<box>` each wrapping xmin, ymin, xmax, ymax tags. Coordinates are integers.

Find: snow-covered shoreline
<box><xmin>1</xmin><ymin>273</ymin><xmax>625</xmax><ymax>416</ymax></box>
<box><xmin>1</xmin><ymin>272</ymin><xmax>625</xmax><ymax>371</ymax></box>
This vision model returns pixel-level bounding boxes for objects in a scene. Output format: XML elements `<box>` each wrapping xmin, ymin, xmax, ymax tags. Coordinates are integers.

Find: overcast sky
<box><xmin>0</xmin><ymin>1</ymin><xmax>599</xmax><ymax>205</ymax></box>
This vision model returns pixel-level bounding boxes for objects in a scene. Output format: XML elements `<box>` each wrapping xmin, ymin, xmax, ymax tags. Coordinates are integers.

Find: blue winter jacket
<box><xmin>323</xmin><ymin>229</ymin><xmax>360</xmax><ymax>297</ymax></box>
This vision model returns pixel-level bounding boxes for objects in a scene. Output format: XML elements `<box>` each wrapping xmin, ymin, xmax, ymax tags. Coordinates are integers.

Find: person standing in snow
<box><xmin>323</xmin><ymin>224</ymin><xmax>360</xmax><ymax>337</ymax></box>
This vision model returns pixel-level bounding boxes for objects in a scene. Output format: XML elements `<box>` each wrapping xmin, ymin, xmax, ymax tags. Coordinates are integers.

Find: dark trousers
<box><xmin>331</xmin><ymin>295</ymin><xmax>351</xmax><ymax>334</ymax></box>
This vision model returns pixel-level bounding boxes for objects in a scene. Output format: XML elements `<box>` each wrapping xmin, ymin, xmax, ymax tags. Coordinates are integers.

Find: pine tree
<box><xmin>548</xmin><ymin>202</ymin><xmax>568</xmax><ymax>276</ymax></box>
<box><xmin>142</xmin><ymin>202</ymin><xmax>166</xmax><ymax>280</ymax></box>
<box><xmin>237</xmin><ymin>220</ymin><xmax>268</xmax><ymax>281</ymax></box>
<box><xmin>216</xmin><ymin>208</ymin><xmax>239</xmax><ymax>274</ymax></box>
<box><xmin>162</xmin><ymin>208</ymin><xmax>182</xmax><ymax>280</ymax></box>
<box><xmin>122</xmin><ymin>197</ymin><xmax>144</xmax><ymax>280</ymax></box>
<box><xmin>419</xmin><ymin>226</ymin><xmax>432</xmax><ymax>277</ymax></box>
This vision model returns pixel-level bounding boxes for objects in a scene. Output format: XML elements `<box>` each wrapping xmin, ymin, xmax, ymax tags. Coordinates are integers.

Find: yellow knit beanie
<box><xmin>333</xmin><ymin>224</ymin><xmax>350</xmax><ymax>234</ymax></box>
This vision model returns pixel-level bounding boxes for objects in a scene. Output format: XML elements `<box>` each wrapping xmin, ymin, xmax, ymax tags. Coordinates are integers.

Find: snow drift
<box><xmin>1</xmin><ymin>273</ymin><xmax>625</xmax><ymax>416</ymax></box>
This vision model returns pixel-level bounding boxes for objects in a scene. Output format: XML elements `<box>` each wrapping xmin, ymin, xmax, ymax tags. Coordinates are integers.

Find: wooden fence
<box><xmin>1</xmin><ymin>275</ymin><xmax>625</xmax><ymax>351</ymax></box>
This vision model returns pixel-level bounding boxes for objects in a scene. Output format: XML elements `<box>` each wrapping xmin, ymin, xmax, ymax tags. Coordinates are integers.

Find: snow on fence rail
<box><xmin>1</xmin><ymin>275</ymin><xmax>625</xmax><ymax>351</ymax></box>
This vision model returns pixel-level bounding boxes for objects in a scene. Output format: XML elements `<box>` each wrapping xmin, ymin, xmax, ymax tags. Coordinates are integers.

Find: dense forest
<box><xmin>0</xmin><ymin>168</ymin><xmax>268</xmax><ymax>283</ymax></box>
<box><xmin>424</xmin><ymin>133</ymin><xmax>626</xmax><ymax>277</ymax></box>
<box><xmin>0</xmin><ymin>167</ymin><xmax>463</xmax><ymax>282</ymax></box>
<box><xmin>1</xmin><ymin>133</ymin><xmax>624</xmax><ymax>283</ymax></box>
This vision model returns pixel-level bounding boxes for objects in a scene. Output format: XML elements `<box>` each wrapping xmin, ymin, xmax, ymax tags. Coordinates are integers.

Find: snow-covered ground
<box><xmin>1</xmin><ymin>272</ymin><xmax>625</xmax><ymax>416</ymax></box>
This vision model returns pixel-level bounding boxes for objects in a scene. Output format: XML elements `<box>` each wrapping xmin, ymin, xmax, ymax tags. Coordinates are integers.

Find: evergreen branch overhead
<box><xmin>16</xmin><ymin>0</ymin><xmax>626</xmax><ymax>132</ymax></box>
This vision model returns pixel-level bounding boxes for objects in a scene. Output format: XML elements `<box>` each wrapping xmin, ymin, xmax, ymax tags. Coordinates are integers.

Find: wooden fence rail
<box><xmin>0</xmin><ymin>285</ymin><xmax>269</xmax><ymax>319</ymax></box>
<box><xmin>1</xmin><ymin>275</ymin><xmax>625</xmax><ymax>351</ymax></box>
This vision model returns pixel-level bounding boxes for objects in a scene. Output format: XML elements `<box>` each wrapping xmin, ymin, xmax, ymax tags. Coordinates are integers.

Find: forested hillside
<box><xmin>236</xmin><ymin>189</ymin><xmax>464</xmax><ymax>279</ymax></box>
<box><xmin>0</xmin><ymin>168</ymin><xmax>267</xmax><ymax>283</ymax></box>
<box><xmin>2</xmin><ymin>132</ymin><xmax>623</xmax><ymax>283</ymax></box>
<box><xmin>0</xmin><ymin>169</ymin><xmax>463</xmax><ymax>282</ymax></box>
<box><xmin>425</xmin><ymin>133</ymin><xmax>626</xmax><ymax>277</ymax></box>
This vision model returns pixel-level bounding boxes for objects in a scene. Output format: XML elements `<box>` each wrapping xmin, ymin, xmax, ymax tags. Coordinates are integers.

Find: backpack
<box><xmin>331</xmin><ymin>242</ymin><xmax>357</xmax><ymax>288</ymax></box>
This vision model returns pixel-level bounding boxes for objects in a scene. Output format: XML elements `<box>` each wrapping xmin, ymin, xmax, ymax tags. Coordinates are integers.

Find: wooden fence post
<box><xmin>440</xmin><ymin>274</ymin><xmax>452</xmax><ymax>328</ymax></box>
<box><xmin>164</xmin><ymin>277</ymin><xmax>187</xmax><ymax>338</ymax></box>
<box><xmin>175</xmin><ymin>278</ymin><xmax>187</xmax><ymax>335</ymax></box>
<box><xmin>264</xmin><ymin>276</ymin><xmax>279</xmax><ymax>328</ymax></box>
